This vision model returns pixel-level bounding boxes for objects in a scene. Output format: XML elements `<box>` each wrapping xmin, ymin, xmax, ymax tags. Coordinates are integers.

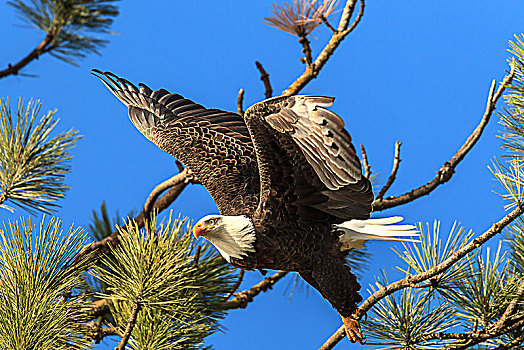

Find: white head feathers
<box><xmin>193</xmin><ymin>215</ymin><xmax>256</xmax><ymax>262</ymax></box>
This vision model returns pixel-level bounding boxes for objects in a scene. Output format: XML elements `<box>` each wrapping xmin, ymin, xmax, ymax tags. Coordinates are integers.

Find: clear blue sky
<box><xmin>1</xmin><ymin>1</ymin><xmax>524</xmax><ymax>349</ymax></box>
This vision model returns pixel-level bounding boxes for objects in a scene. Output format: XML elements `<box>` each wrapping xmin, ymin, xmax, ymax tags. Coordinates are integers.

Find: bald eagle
<box><xmin>93</xmin><ymin>70</ymin><xmax>418</xmax><ymax>343</ymax></box>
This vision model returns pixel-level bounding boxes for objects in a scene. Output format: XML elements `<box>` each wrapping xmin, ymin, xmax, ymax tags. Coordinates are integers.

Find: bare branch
<box><xmin>318</xmin><ymin>202</ymin><xmax>524</xmax><ymax>350</ymax></box>
<box><xmin>193</xmin><ymin>245</ymin><xmax>202</xmax><ymax>266</ymax></box>
<box><xmin>320</xmin><ymin>15</ymin><xmax>338</xmax><ymax>34</ymax></box>
<box><xmin>225</xmin><ymin>269</ymin><xmax>245</xmax><ymax>299</ymax></box>
<box><xmin>78</xmin><ymin>168</ymin><xmax>191</xmax><ymax>260</ymax></box>
<box><xmin>0</xmin><ymin>33</ymin><xmax>54</xmax><ymax>79</ymax></box>
<box><xmin>283</xmin><ymin>0</ymin><xmax>365</xmax><ymax>96</ymax></box>
<box><xmin>237</xmin><ymin>88</ymin><xmax>245</xmax><ymax>116</ymax></box>
<box><xmin>337</xmin><ymin>0</ymin><xmax>358</xmax><ymax>32</ymax></box>
<box><xmin>299</xmin><ymin>35</ymin><xmax>313</xmax><ymax>66</ymax></box>
<box><xmin>373</xmin><ymin>66</ymin><xmax>515</xmax><ymax>211</ymax></box>
<box><xmin>376</xmin><ymin>141</ymin><xmax>402</xmax><ymax>199</ymax></box>
<box><xmin>143</xmin><ymin>169</ymin><xmax>193</xmax><ymax>218</ymax></box>
<box><xmin>223</xmin><ymin>271</ymin><xmax>287</xmax><ymax>310</ymax></box>
<box><xmin>255</xmin><ymin>61</ymin><xmax>273</xmax><ymax>99</ymax></box>
<box><xmin>360</xmin><ymin>144</ymin><xmax>371</xmax><ymax>178</ymax></box>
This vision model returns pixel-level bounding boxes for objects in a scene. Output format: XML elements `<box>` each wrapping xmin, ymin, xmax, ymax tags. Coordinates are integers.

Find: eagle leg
<box><xmin>341</xmin><ymin>314</ymin><xmax>364</xmax><ymax>344</ymax></box>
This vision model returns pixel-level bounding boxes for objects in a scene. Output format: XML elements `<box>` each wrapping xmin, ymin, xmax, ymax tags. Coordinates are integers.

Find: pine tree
<box><xmin>1</xmin><ymin>1</ymin><xmax>524</xmax><ymax>349</ymax></box>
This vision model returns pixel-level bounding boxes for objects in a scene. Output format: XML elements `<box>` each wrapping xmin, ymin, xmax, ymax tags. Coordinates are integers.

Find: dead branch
<box><xmin>320</xmin><ymin>15</ymin><xmax>337</xmax><ymax>34</ymax></box>
<box><xmin>237</xmin><ymin>88</ymin><xmax>245</xmax><ymax>116</ymax></box>
<box><xmin>360</xmin><ymin>144</ymin><xmax>371</xmax><ymax>178</ymax></box>
<box><xmin>283</xmin><ymin>0</ymin><xmax>365</xmax><ymax>96</ymax></box>
<box><xmin>226</xmin><ymin>269</ymin><xmax>245</xmax><ymax>299</ymax></box>
<box><xmin>376</xmin><ymin>141</ymin><xmax>402</xmax><ymax>199</ymax></box>
<box><xmin>299</xmin><ymin>35</ymin><xmax>313</xmax><ymax>66</ymax></box>
<box><xmin>318</xmin><ymin>202</ymin><xmax>524</xmax><ymax>350</ymax></box>
<box><xmin>78</xmin><ymin>168</ymin><xmax>191</xmax><ymax>260</ymax></box>
<box><xmin>223</xmin><ymin>271</ymin><xmax>287</xmax><ymax>310</ymax></box>
<box><xmin>193</xmin><ymin>245</ymin><xmax>202</xmax><ymax>266</ymax></box>
<box><xmin>373</xmin><ymin>65</ymin><xmax>515</xmax><ymax>211</ymax></box>
<box><xmin>143</xmin><ymin>169</ymin><xmax>193</xmax><ymax>218</ymax></box>
<box><xmin>255</xmin><ymin>61</ymin><xmax>273</xmax><ymax>99</ymax></box>
<box><xmin>0</xmin><ymin>33</ymin><xmax>55</xmax><ymax>79</ymax></box>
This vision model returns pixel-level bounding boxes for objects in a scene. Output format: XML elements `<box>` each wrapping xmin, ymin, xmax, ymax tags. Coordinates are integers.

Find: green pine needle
<box><xmin>363</xmin><ymin>272</ymin><xmax>458</xmax><ymax>349</ymax></box>
<box><xmin>392</xmin><ymin>221</ymin><xmax>475</xmax><ymax>294</ymax></box>
<box><xmin>8</xmin><ymin>0</ymin><xmax>120</xmax><ymax>65</ymax></box>
<box><xmin>93</xmin><ymin>212</ymin><xmax>236</xmax><ymax>349</ymax></box>
<box><xmin>0</xmin><ymin>98</ymin><xmax>81</xmax><ymax>214</ymax></box>
<box><xmin>0</xmin><ymin>216</ymin><xmax>92</xmax><ymax>350</ymax></box>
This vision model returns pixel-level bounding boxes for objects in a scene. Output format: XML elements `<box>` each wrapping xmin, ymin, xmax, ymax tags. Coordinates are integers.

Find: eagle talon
<box><xmin>342</xmin><ymin>315</ymin><xmax>364</xmax><ymax>344</ymax></box>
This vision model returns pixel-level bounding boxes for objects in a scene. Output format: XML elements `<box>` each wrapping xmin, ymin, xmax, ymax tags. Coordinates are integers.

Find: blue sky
<box><xmin>1</xmin><ymin>0</ymin><xmax>524</xmax><ymax>349</ymax></box>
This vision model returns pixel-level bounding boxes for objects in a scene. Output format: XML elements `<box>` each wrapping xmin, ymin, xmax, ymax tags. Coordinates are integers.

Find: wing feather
<box><xmin>92</xmin><ymin>70</ymin><xmax>260</xmax><ymax>215</ymax></box>
<box><xmin>244</xmin><ymin>95</ymin><xmax>373</xmax><ymax>222</ymax></box>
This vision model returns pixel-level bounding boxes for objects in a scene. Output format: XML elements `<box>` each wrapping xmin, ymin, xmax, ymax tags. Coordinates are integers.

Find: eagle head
<box><xmin>192</xmin><ymin>214</ymin><xmax>256</xmax><ymax>263</ymax></box>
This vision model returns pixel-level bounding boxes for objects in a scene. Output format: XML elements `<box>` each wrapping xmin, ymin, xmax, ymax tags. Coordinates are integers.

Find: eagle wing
<box><xmin>92</xmin><ymin>70</ymin><xmax>260</xmax><ymax>215</ymax></box>
<box><xmin>244</xmin><ymin>95</ymin><xmax>373</xmax><ymax>223</ymax></box>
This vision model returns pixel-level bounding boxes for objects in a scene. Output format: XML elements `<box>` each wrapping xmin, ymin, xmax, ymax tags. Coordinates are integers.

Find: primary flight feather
<box><xmin>93</xmin><ymin>69</ymin><xmax>418</xmax><ymax>343</ymax></box>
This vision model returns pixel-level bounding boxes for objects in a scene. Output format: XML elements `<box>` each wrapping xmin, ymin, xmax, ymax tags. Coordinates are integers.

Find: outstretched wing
<box><xmin>92</xmin><ymin>70</ymin><xmax>260</xmax><ymax>215</ymax></box>
<box><xmin>244</xmin><ymin>95</ymin><xmax>373</xmax><ymax>224</ymax></box>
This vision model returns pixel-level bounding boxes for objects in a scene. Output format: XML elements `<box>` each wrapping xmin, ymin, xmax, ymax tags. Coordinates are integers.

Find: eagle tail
<box><xmin>335</xmin><ymin>216</ymin><xmax>419</xmax><ymax>250</ymax></box>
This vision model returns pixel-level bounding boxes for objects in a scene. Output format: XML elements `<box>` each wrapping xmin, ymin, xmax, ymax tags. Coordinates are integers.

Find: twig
<box><xmin>117</xmin><ymin>292</ymin><xmax>142</xmax><ymax>350</ymax></box>
<box><xmin>226</xmin><ymin>269</ymin><xmax>245</xmax><ymax>299</ymax></box>
<box><xmin>255</xmin><ymin>61</ymin><xmax>273</xmax><ymax>99</ymax></box>
<box><xmin>373</xmin><ymin>65</ymin><xmax>515</xmax><ymax>211</ymax></box>
<box><xmin>237</xmin><ymin>88</ymin><xmax>245</xmax><ymax>116</ymax></box>
<box><xmin>320</xmin><ymin>15</ymin><xmax>337</xmax><ymax>34</ymax></box>
<box><xmin>376</xmin><ymin>141</ymin><xmax>402</xmax><ymax>199</ymax></box>
<box><xmin>0</xmin><ymin>33</ymin><xmax>54</xmax><ymax>79</ymax></box>
<box><xmin>193</xmin><ymin>245</ymin><xmax>201</xmax><ymax>266</ymax></box>
<box><xmin>78</xmin><ymin>168</ymin><xmax>191</xmax><ymax>260</ymax></box>
<box><xmin>360</xmin><ymin>144</ymin><xmax>371</xmax><ymax>178</ymax></box>
<box><xmin>298</xmin><ymin>35</ymin><xmax>313</xmax><ymax>66</ymax></box>
<box><xmin>283</xmin><ymin>0</ymin><xmax>365</xmax><ymax>96</ymax></box>
<box><xmin>223</xmin><ymin>271</ymin><xmax>287</xmax><ymax>310</ymax></box>
<box><xmin>318</xmin><ymin>202</ymin><xmax>524</xmax><ymax>350</ymax></box>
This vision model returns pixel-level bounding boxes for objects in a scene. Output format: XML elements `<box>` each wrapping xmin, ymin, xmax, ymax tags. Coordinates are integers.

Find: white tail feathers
<box><xmin>336</xmin><ymin>216</ymin><xmax>419</xmax><ymax>250</ymax></box>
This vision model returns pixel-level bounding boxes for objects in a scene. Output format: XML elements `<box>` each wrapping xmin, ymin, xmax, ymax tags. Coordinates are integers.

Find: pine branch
<box><xmin>0</xmin><ymin>98</ymin><xmax>80</xmax><ymax>214</ymax></box>
<box><xmin>373</xmin><ymin>65</ymin><xmax>516</xmax><ymax>211</ymax></box>
<box><xmin>283</xmin><ymin>0</ymin><xmax>365</xmax><ymax>96</ymax></box>
<box><xmin>376</xmin><ymin>141</ymin><xmax>401</xmax><ymax>199</ymax></box>
<box><xmin>318</xmin><ymin>202</ymin><xmax>524</xmax><ymax>350</ymax></box>
<box><xmin>223</xmin><ymin>271</ymin><xmax>288</xmax><ymax>310</ymax></box>
<box><xmin>2</xmin><ymin>0</ymin><xmax>119</xmax><ymax>76</ymax></box>
<box><xmin>0</xmin><ymin>33</ymin><xmax>54</xmax><ymax>79</ymax></box>
<box><xmin>116</xmin><ymin>293</ymin><xmax>142</xmax><ymax>350</ymax></box>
